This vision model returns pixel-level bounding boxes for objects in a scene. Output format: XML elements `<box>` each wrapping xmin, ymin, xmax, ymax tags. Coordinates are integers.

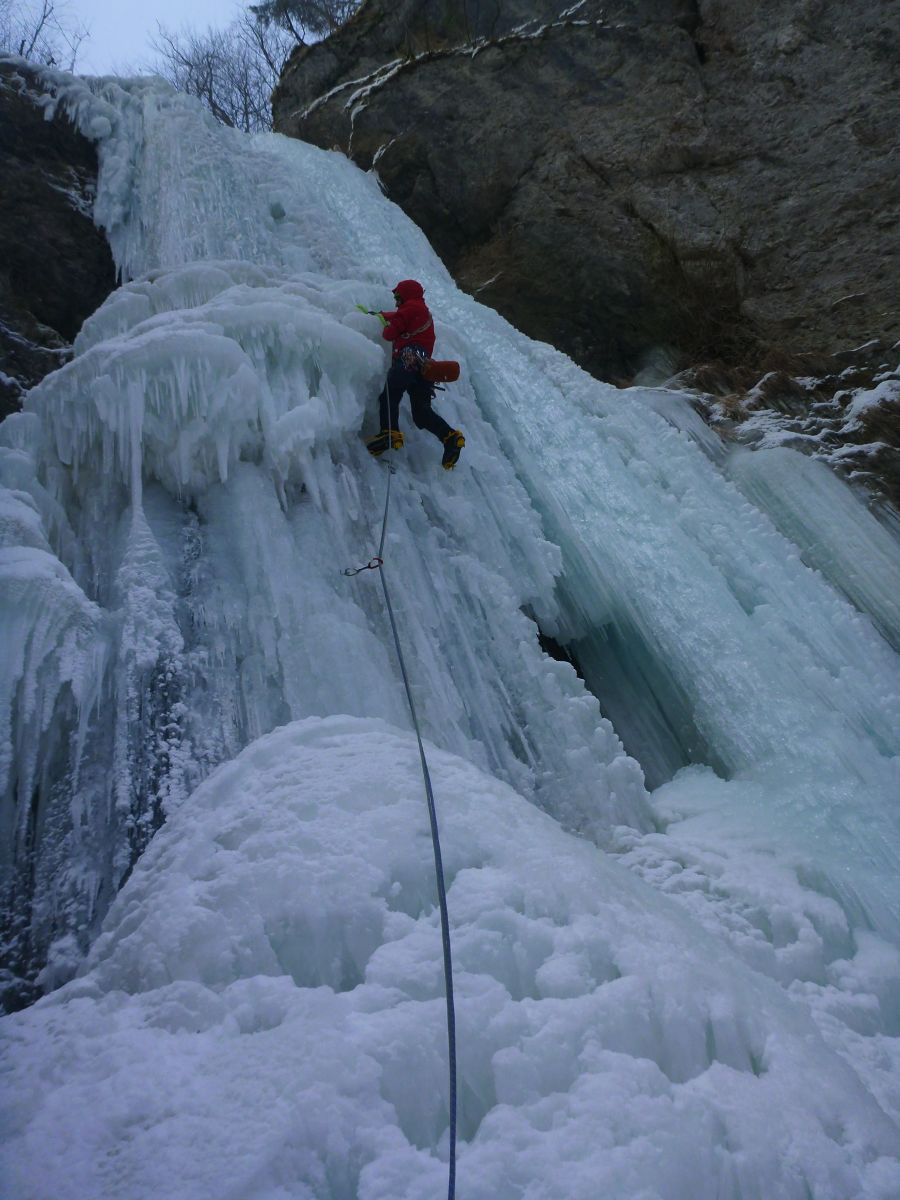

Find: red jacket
<box><xmin>380</xmin><ymin>279</ymin><xmax>436</xmax><ymax>360</ymax></box>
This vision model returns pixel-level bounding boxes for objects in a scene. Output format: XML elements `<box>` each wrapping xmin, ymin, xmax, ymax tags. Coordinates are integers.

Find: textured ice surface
<box><xmin>2</xmin><ymin>719</ymin><xmax>899</xmax><ymax>1200</ymax></box>
<box><xmin>0</xmin><ymin>71</ymin><xmax>649</xmax><ymax>999</ymax></box>
<box><xmin>728</xmin><ymin>446</ymin><xmax>900</xmax><ymax>651</ymax></box>
<box><xmin>0</xmin><ymin>65</ymin><xmax>899</xmax><ymax>1197</ymax></box>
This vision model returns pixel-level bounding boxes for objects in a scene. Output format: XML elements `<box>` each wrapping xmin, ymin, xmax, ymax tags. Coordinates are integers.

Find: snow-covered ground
<box><xmin>4</xmin><ymin>717</ymin><xmax>899</xmax><ymax>1200</ymax></box>
<box><xmin>1</xmin><ymin>65</ymin><xmax>899</xmax><ymax>1198</ymax></box>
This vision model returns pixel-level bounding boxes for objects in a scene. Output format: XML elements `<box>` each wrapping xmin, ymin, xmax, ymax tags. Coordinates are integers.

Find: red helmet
<box><xmin>392</xmin><ymin>279</ymin><xmax>425</xmax><ymax>303</ymax></box>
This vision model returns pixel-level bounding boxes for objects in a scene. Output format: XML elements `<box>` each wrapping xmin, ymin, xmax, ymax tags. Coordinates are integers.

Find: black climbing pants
<box><xmin>379</xmin><ymin>361</ymin><xmax>453</xmax><ymax>442</ymax></box>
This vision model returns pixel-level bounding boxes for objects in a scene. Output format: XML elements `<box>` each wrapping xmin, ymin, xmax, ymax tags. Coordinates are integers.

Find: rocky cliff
<box><xmin>0</xmin><ymin>61</ymin><xmax>116</xmax><ymax>419</ymax></box>
<box><xmin>273</xmin><ymin>0</ymin><xmax>897</xmax><ymax>384</ymax></box>
<box><xmin>272</xmin><ymin>0</ymin><xmax>899</xmax><ymax>506</ymax></box>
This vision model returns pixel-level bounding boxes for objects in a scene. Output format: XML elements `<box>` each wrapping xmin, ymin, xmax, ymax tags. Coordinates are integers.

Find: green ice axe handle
<box><xmin>355</xmin><ymin>304</ymin><xmax>388</xmax><ymax>326</ymax></box>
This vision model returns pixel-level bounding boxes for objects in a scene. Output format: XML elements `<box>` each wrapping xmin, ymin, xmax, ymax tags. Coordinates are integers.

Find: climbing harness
<box><xmin>399</xmin><ymin>344</ymin><xmax>428</xmax><ymax>372</ymax></box>
<box><xmin>400</xmin><ymin>316</ymin><xmax>434</xmax><ymax>343</ymax></box>
<box><xmin>343</xmin><ymin>441</ymin><xmax>458</xmax><ymax>1200</ymax></box>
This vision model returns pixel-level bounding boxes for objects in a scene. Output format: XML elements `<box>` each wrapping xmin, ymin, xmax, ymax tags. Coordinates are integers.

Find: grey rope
<box><xmin>344</xmin><ymin>441</ymin><xmax>458</xmax><ymax>1200</ymax></box>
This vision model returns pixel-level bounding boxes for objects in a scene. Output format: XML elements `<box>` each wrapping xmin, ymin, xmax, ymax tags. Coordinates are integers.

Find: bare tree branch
<box><xmin>250</xmin><ymin>0</ymin><xmax>361</xmax><ymax>39</ymax></box>
<box><xmin>147</xmin><ymin>0</ymin><xmax>363</xmax><ymax>134</ymax></box>
<box><xmin>21</xmin><ymin>0</ymin><xmax>53</xmax><ymax>59</ymax></box>
<box><xmin>149</xmin><ymin>17</ymin><xmax>296</xmax><ymax>133</ymax></box>
<box><xmin>0</xmin><ymin>0</ymin><xmax>89</xmax><ymax>70</ymax></box>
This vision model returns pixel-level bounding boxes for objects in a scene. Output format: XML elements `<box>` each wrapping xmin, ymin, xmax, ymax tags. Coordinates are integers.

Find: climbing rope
<box><xmin>343</xmin><ymin>448</ymin><xmax>458</xmax><ymax>1200</ymax></box>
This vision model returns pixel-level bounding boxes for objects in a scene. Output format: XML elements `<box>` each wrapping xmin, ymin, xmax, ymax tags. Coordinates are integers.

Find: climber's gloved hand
<box><xmin>355</xmin><ymin>303</ymin><xmax>388</xmax><ymax>326</ymax></box>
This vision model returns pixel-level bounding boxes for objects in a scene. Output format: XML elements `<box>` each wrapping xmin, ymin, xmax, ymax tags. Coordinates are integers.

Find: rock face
<box><xmin>681</xmin><ymin>341</ymin><xmax>900</xmax><ymax>510</ymax></box>
<box><xmin>273</xmin><ymin>0</ymin><xmax>898</xmax><ymax>384</ymax></box>
<box><xmin>0</xmin><ymin>61</ymin><xmax>116</xmax><ymax>418</ymax></box>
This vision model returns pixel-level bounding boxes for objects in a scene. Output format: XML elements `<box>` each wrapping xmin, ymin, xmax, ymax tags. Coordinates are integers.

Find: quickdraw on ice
<box><xmin>342</xmin><ymin>557</ymin><xmax>383</xmax><ymax>576</ymax></box>
<box><xmin>343</xmin><ymin>449</ymin><xmax>458</xmax><ymax>1200</ymax></box>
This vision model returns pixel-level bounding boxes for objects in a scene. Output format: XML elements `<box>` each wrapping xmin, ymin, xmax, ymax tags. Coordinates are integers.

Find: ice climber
<box><xmin>364</xmin><ymin>280</ymin><xmax>465</xmax><ymax>469</ymax></box>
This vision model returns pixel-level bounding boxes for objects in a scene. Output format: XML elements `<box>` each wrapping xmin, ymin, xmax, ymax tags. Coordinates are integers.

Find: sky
<box><xmin>65</xmin><ymin>0</ymin><xmax>239</xmax><ymax>73</ymax></box>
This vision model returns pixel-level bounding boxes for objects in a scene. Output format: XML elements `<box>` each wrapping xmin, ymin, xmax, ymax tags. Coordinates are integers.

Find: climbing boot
<box><xmin>367</xmin><ymin>429</ymin><xmax>404</xmax><ymax>457</ymax></box>
<box><xmin>441</xmin><ymin>430</ymin><xmax>465</xmax><ymax>470</ymax></box>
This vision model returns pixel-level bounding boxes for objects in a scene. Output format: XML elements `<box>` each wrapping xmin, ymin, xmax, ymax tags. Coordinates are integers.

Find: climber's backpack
<box><xmin>397</xmin><ymin>343</ymin><xmax>460</xmax><ymax>383</ymax></box>
<box><xmin>422</xmin><ymin>358</ymin><xmax>461</xmax><ymax>383</ymax></box>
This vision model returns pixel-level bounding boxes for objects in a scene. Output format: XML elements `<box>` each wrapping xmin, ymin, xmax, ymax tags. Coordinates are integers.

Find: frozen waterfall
<box><xmin>1</xmin><ymin>66</ymin><xmax>899</xmax><ymax>1199</ymax></box>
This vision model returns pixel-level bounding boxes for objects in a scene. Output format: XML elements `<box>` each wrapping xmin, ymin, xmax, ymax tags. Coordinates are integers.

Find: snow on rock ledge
<box><xmin>2</xmin><ymin>717</ymin><xmax>898</xmax><ymax>1200</ymax></box>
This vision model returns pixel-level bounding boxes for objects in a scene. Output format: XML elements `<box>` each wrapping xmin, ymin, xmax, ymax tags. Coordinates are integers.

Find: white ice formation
<box><xmin>0</xmin><ymin>64</ymin><xmax>898</xmax><ymax>1199</ymax></box>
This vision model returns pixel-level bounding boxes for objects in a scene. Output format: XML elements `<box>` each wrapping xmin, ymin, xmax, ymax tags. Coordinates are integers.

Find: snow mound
<box><xmin>2</xmin><ymin>717</ymin><xmax>898</xmax><ymax>1200</ymax></box>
